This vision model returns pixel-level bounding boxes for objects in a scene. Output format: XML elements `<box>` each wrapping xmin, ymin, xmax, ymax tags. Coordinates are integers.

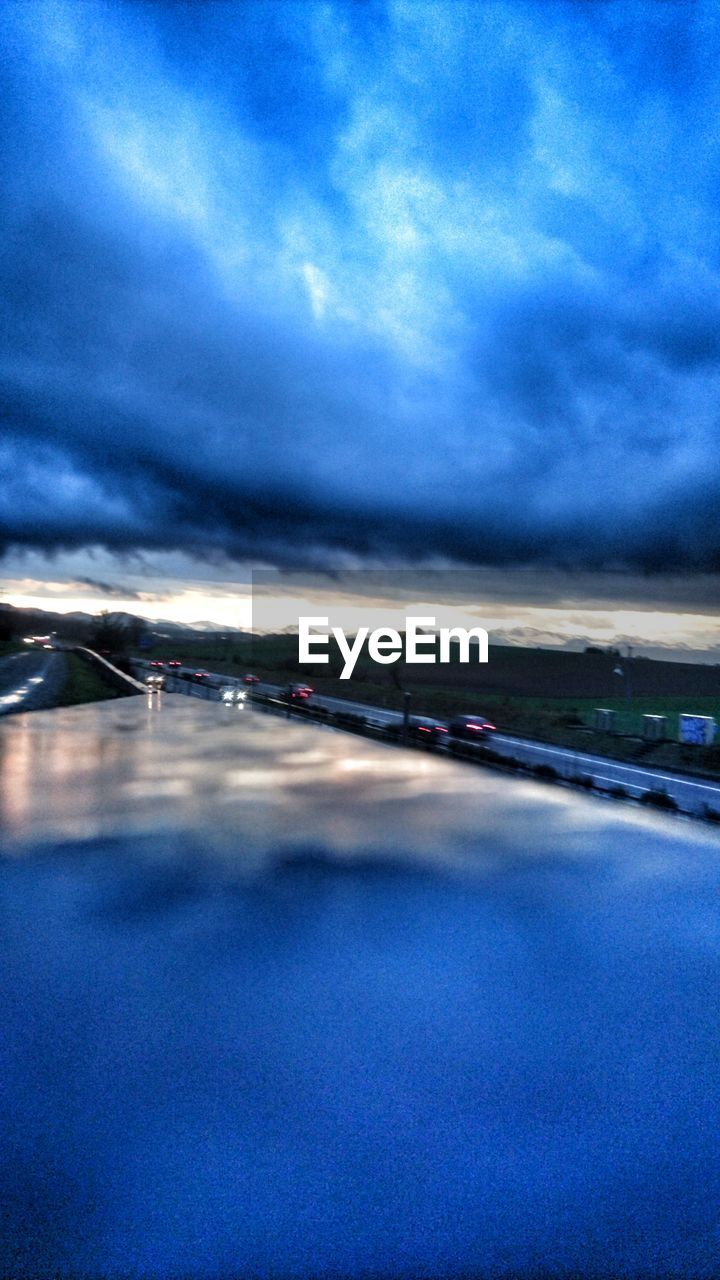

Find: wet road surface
<box><xmin>1</xmin><ymin>695</ymin><xmax>719</xmax><ymax>1279</ymax></box>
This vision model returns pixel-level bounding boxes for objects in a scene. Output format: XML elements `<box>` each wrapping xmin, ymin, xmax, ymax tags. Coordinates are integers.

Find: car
<box><xmin>220</xmin><ymin>685</ymin><xmax>247</xmax><ymax>705</ymax></box>
<box><xmin>447</xmin><ymin>714</ymin><xmax>497</xmax><ymax>740</ymax></box>
<box><xmin>145</xmin><ymin>672</ymin><xmax>165</xmax><ymax>689</ymax></box>
<box><xmin>149</xmin><ymin>659</ymin><xmax>164</xmax><ymax>669</ymax></box>
<box><xmin>386</xmin><ymin>715</ymin><xmax>448</xmax><ymax>745</ymax></box>
<box><xmin>167</xmin><ymin>659</ymin><xmax>182</xmax><ymax>669</ymax></box>
<box><xmin>192</xmin><ymin>670</ymin><xmax>211</xmax><ymax>683</ymax></box>
<box><xmin>409</xmin><ymin>716</ymin><xmax>449</xmax><ymax>744</ymax></box>
<box><xmin>243</xmin><ymin>674</ymin><xmax>260</xmax><ymax>684</ymax></box>
<box><xmin>285</xmin><ymin>683</ymin><xmax>313</xmax><ymax>702</ymax></box>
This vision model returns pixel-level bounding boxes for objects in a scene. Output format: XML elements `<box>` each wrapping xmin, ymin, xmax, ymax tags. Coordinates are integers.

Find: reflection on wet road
<box><xmin>0</xmin><ymin>692</ymin><xmax>694</xmax><ymax>862</ymax></box>
<box><xmin>0</xmin><ymin>647</ymin><xmax>67</xmax><ymax>714</ymax></box>
<box><xmin>1</xmin><ymin>695</ymin><xmax>719</xmax><ymax>1278</ymax></box>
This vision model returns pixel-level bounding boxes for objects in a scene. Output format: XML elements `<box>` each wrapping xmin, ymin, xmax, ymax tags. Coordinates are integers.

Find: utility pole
<box><xmin>402</xmin><ymin>690</ymin><xmax>412</xmax><ymax>742</ymax></box>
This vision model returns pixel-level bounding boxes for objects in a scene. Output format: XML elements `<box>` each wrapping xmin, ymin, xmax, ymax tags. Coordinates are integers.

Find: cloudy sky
<box><xmin>2</xmin><ymin>1</ymin><xmax>720</xmax><ymax>651</ymax></box>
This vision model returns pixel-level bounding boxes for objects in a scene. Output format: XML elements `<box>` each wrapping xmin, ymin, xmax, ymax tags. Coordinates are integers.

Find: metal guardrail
<box><xmin>75</xmin><ymin>648</ymin><xmax>147</xmax><ymax>694</ymax></box>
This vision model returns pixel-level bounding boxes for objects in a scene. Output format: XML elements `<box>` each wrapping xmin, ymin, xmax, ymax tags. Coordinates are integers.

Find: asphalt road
<box><xmin>310</xmin><ymin>687</ymin><xmax>720</xmax><ymax>813</ymax></box>
<box><xmin>0</xmin><ymin>648</ymin><xmax>68</xmax><ymax>715</ymax></box>
<box><xmin>132</xmin><ymin>662</ymin><xmax>720</xmax><ymax>816</ymax></box>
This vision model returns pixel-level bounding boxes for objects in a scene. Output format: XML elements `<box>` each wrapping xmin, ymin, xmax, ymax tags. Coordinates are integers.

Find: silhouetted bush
<box><xmin>333</xmin><ymin>711</ymin><xmax>366</xmax><ymax>730</ymax></box>
<box><xmin>639</xmin><ymin>788</ymin><xmax>678</xmax><ymax>811</ymax></box>
<box><xmin>533</xmin><ymin>763</ymin><xmax>559</xmax><ymax>781</ymax></box>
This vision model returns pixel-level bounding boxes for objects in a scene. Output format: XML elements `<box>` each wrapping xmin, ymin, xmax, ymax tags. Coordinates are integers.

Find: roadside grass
<box><xmin>56</xmin><ymin>653</ymin><xmax>130</xmax><ymax>708</ymax></box>
<box><xmin>392</xmin><ymin>691</ymin><xmax>720</xmax><ymax>747</ymax></box>
<box><xmin>135</xmin><ymin>639</ymin><xmax>252</xmax><ymax>669</ymax></box>
<box><xmin>516</xmin><ymin>694</ymin><xmax>720</xmax><ymax>737</ymax></box>
<box><xmin>0</xmin><ymin>640</ymin><xmax>27</xmax><ymax>659</ymax></box>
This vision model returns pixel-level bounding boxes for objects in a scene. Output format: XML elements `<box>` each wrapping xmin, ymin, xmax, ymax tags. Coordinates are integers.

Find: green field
<box><xmin>523</xmin><ymin>694</ymin><xmax>720</xmax><ymax>737</ymax></box>
<box><xmin>0</xmin><ymin>640</ymin><xmax>26</xmax><ymax>660</ymax></box>
<box><xmin>55</xmin><ymin>653</ymin><xmax>131</xmax><ymax>708</ymax></box>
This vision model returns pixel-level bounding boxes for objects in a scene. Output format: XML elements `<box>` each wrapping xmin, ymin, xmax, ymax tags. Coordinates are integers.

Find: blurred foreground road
<box><xmin>2</xmin><ymin>694</ymin><xmax>720</xmax><ymax>1280</ymax></box>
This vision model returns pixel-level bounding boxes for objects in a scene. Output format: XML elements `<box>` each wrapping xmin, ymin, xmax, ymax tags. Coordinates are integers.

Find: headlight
<box><xmin>222</xmin><ymin>687</ymin><xmax>246</xmax><ymax>704</ymax></box>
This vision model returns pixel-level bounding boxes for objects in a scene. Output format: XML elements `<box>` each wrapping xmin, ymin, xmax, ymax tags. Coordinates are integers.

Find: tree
<box><xmin>90</xmin><ymin>611</ymin><xmax>147</xmax><ymax>654</ymax></box>
<box><xmin>0</xmin><ymin>604</ymin><xmax>18</xmax><ymax>642</ymax></box>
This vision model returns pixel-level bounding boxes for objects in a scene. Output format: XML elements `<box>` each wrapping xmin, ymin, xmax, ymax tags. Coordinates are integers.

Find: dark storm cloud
<box><xmin>75</xmin><ymin>576</ymin><xmax>142</xmax><ymax>599</ymax></box>
<box><xmin>72</xmin><ymin>576</ymin><xmax>173</xmax><ymax>602</ymax></box>
<box><xmin>252</xmin><ymin>566</ymin><xmax>720</xmax><ymax>617</ymax></box>
<box><xmin>2</xmin><ymin>0</ymin><xmax>720</xmax><ymax>572</ymax></box>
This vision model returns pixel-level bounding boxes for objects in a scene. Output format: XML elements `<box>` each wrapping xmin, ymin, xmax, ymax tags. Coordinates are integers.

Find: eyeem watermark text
<box><xmin>299</xmin><ymin>616</ymin><xmax>489</xmax><ymax>679</ymax></box>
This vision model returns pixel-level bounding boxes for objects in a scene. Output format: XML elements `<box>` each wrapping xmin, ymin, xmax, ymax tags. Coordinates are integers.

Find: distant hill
<box><xmin>0</xmin><ymin>602</ymin><xmax>248</xmax><ymax>645</ymax></box>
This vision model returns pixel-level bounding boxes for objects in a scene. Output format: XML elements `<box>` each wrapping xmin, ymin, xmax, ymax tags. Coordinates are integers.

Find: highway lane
<box><xmin>0</xmin><ymin>648</ymin><xmax>67</xmax><ymax>715</ymax></box>
<box><xmin>132</xmin><ymin>662</ymin><xmax>240</xmax><ymax>702</ymax></box>
<box><xmin>263</xmin><ymin>681</ymin><xmax>720</xmax><ymax>815</ymax></box>
<box><xmin>132</xmin><ymin>662</ymin><xmax>720</xmax><ymax>815</ymax></box>
<box><xmin>488</xmin><ymin>731</ymin><xmax>720</xmax><ymax>810</ymax></box>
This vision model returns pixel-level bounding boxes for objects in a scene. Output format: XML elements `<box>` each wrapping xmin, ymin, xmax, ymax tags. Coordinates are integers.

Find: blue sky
<box><xmin>2</xmin><ymin>1</ymin><xmax>720</xmax><ymax>640</ymax></box>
